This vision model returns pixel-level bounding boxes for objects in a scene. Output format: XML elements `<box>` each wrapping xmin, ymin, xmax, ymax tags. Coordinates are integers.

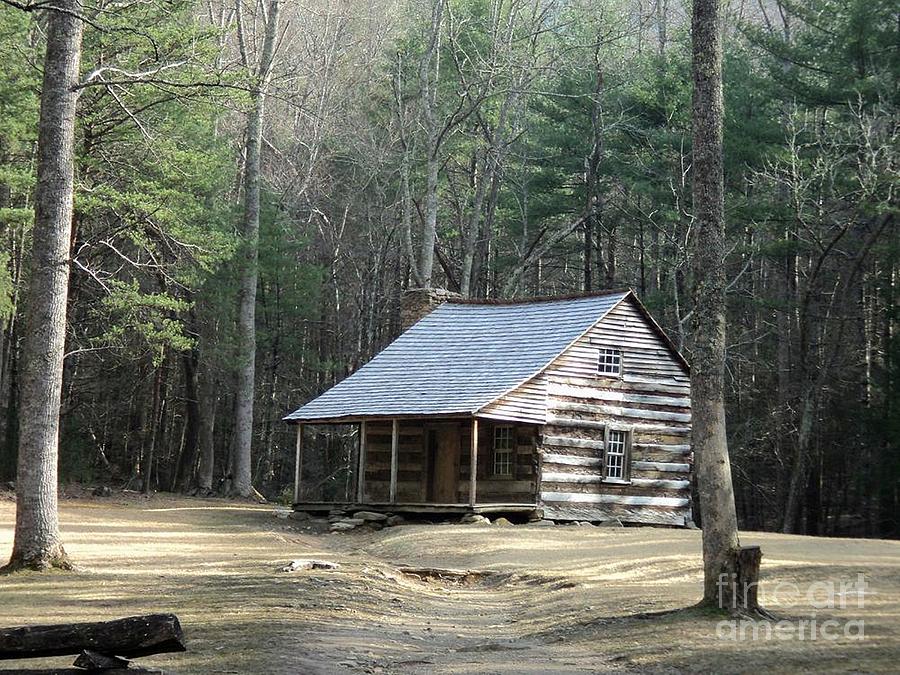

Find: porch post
<box><xmin>293</xmin><ymin>423</ymin><xmax>303</xmax><ymax>503</ymax></box>
<box><xmin>356</xmin><ymin>420</ymin><xmax>367</xmax><ymax>503</ymax></box>
<box><xmin>389</xmin><ymin>419</ymin><xmax>399</xmax><ymax>503</ymax></box>
<box><xmin>469</xmin><ymin>417</ymin><xmax>478</xmax><ymax>507</ymax></box>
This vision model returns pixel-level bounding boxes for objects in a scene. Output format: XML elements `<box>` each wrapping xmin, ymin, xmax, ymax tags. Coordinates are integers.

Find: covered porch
<box><xmin>290</xmin><ymin>416</ymin><xmax>540</xmax><ymax>516</ymax></box>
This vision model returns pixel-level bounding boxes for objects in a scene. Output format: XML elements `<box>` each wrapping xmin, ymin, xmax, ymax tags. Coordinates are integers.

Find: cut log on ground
<box><xmin>3</xmin><ymin>668</ymin><xmax>168</xmax><ymax>674</ymax></box>
<box><xmin>0</xmin><ymin>614</ymin><xmax>185</xmax><ymax>660</ymax></box>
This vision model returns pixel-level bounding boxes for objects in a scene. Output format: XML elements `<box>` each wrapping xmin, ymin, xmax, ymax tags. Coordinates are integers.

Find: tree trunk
<box><xmin>462</xmin><ymin>81</ymin><xmax>516</xmax><ymax>298</ymax></box>
<box><xmin>3</xmin><ymin>1</ymin><xmax>83</xmax><ymax>572</ymax></box>
<box><xmin>655</xmin><ymin>0</ymin><xmax>668</xmax><ymax>56</ymax></box>
<box><xmin>690</xmin><ymin>0</ymin><xmax>756</xmax><ymax>609</ymax></box>
<box><xmin>420</xmin><ymin>146</ymin><xmax>439</xmax><ymax>289</ymax></box>
<box><xmin>398</xmin><ymin>132</ymin><xmax>421</xmax><ymax>287</ymax></box>
<box><xmin>195</xmin><ymin>298</ymin><xmax>219</xmax><ymax>494</ymax></box>
<box><xmin>174</xmin><ymin>349</ymin><xmax>200</xmax><ymax>493</ymax></box>
<box><xmin>141</xmin><ymin>363</ymin><xmax>165</xmax><ymax>495</ymax></box>
<box><xmin>782</xmin><ymin>389</ymin><xmax>815</xmax><ymax>533</ymax></box>
<box><xmin>1</xmin><ymin>316</ymin><xmax>19</xmax><ymax>482</ymax></box>
<box><xmin>196</xmin><ymin>368</ymin><xmax>217</xmax><ymax>494</ymax></box>
<box><xmin>604</xmin><ymin>224</ymin><xmax>616</xmax><ymax>287</ymax></box>
<box><xmin>231</xmin><ymin>0</ymin><xmax>280</xmax><ymax>498</ymax></box>
<box><xmin>460</xmin><ymin>151</ymin><xmax>489</xmax><ymax>297</ymax></box>
<box><xmin>417</xmin><ymin>0</ymin><xmax>444</xmax><ymax>288</ymax></box>
<box><xmin>774</xmin><ymin>243</ymin><xmax>797</xmax><ymax>515</ymax></box>
<box><xmin>584</xmin><ymin>39</ymin><xmax>604</xmax><ymax>293</ymax></box>
<box><xmin>583</xmin><ymin>214</ymin><xmax>593</xmax><ymax>292</ymax></box>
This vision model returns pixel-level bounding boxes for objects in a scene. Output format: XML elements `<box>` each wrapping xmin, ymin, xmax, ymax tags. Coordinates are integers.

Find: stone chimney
<box><xmin>401</xmin><ymin>287</ymin><xmax>461</xmax><ymax>331</ymax></box>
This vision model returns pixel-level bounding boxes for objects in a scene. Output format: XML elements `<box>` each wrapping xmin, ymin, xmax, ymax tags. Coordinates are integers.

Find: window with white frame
<box><xmin>493</xmin><ymin>426</ymin><xmax>514</xmax><ymax>476</ymax></box>
<box><xmin>597</xmin><ymin>347</ymin><xmax>622</xmax><ymax>376</ymax></box>
<box><xmin>604</xmin><ymin>429</ymin><xmax>629</xmax><ymax>480</ymax></box>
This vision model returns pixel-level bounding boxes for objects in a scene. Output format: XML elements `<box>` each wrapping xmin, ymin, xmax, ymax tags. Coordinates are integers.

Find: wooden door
<box><xmin>429</xmin><ymin>425</ymin><xmax>460</xmax><ymax>503</ymax></box>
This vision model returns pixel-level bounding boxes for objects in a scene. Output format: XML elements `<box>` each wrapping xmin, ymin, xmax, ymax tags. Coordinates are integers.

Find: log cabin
<box><xmin>284</xmin><ymin>289</ymin><xmax>693</xmax><ymax>526</ymax></box>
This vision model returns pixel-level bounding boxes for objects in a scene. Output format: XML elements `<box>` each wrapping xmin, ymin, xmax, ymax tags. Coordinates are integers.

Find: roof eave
<box><xmin>283</xmin><ymin>410</ymin><xmax>478</xmax><ymax>425</ymax></box>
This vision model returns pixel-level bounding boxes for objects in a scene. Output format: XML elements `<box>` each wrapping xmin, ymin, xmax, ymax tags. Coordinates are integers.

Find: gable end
<box><xmin>478</xmin><ymin>292</ymin><xmax>689</xmax><ymax>424</ymax></box>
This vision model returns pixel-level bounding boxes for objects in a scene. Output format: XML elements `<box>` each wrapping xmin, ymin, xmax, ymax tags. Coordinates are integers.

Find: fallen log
<box><xmin>0</xmin><ymin>614</ymin><xmax>185</xmax><ymax>660</ymax></box>
<box><xmin>1</xmin><ymin>668</ymin><xmax>168</xmax><ymax>674</ymax></box>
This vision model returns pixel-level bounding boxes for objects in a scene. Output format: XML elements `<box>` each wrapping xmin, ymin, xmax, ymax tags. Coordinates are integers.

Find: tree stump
<box><xmin>717</xmin><ymin>545</ymin><xmax>762</xmax><ymax>611</ymax></box>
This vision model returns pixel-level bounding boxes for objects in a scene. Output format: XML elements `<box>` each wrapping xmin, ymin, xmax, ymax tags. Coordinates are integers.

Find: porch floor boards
<box><xmin>291</xmin><ymin>501</ymin><xmax>538</xmax><ymax>515</ymax></box>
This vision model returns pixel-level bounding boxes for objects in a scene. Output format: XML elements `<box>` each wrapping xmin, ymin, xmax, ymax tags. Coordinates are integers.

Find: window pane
<box><xmin>605</xmin><ymin>429</ymin><xmax>628</xmax><ymax>480</ymax></box>
<box><xmin>493</xmin><ymin>450</ymin><xmax>512</xmax><ymax>476</ymax></box>
<box><xmin>493</xmin><ymin>426</ymin><xmax>514</xmax><ymax>475</ymax></box>
<box><xmin>598</xmin><ymin>348</ymin><xmax>622</xmax><ymax>375</ymax></box>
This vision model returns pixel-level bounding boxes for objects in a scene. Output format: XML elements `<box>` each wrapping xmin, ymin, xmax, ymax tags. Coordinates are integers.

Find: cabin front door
<box><xmin>427</xmin><ymin>425</ymin><xmax>460</xmax><ymax>503</ymax></box>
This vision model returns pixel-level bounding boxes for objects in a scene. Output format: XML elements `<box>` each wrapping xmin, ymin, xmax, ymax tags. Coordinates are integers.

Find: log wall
<box><xmin>460</xmin><ymin>422</ymin><xmax>538</xmax><ymax>504</ymax></box>
<box><xmin>361</xmin><ymin>419</ymin><xmax>538</xmax><ymax>504</ymax></box>
<box><xmin>363</xmin><ymin>420</ymin><xmax>427</xmax><ymax>502</ymax></box>
<box><xmin>537</xmin><ymin>298</ymin><xmax>693</xmax><ymax>526</ymax></box>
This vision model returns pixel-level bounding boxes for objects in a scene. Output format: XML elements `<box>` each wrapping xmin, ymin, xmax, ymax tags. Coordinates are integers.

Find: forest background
<box><xmin>0</xmin><ymin>0</ymin><xmax>895</xmax><ymax>537</ymax></box>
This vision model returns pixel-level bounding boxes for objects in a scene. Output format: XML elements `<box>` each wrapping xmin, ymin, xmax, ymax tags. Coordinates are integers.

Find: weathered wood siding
<box><xmin>460</xmin><ymin>422</ymin><xmax>539</xmax><ymax>503</ymax></box>
<box><xmin>539</xmin><ymin>297</ymin><xmax>693</xmax><ymax>526</ymax></box>
<box><xmin>361</xmin><ymin>419</ymin><xmax>539</xmax><ymax>504</ymax></box>
<box><xmin>362</xmin><ymin>420</ymin><xmax>427</xmax><ymax>502</ymax></box>
<box><xmin>479</xmin><ymin>378</ymin><xmax>547</xmax><ymax>424</ymax></box>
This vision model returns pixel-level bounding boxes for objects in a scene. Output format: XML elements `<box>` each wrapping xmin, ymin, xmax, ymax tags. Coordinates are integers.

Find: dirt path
<box><xmin>1</xmin><ymin>494</ymin><xmax>898</xmax><ymax>673</ymax></box>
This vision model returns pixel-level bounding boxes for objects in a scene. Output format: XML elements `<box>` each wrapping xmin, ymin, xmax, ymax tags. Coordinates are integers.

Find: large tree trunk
<box><xmin>3</xmin><ymin>1</ymin><xmax>83</xmax><ymax>572</ymax></box>
<box><xmin>231</xmin><ymin>0</ymin><xmax>280</xmax><ymax>498</ymax></box>
<box><xmin>690</xmin><ymin>0</ymin><xmax>756</xmax><ymax>609</ymax></box>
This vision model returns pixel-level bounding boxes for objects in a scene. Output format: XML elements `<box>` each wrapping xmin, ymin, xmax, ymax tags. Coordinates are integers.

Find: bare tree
<box><xmin>690</xmin><ymin>0</ymin><xmax>759</xmax><ymax>609</ymax></box>
<box><xmin>231</xmin><ymin>0</ymin><xmax>281</xmax><ymax>498</ymax></box>
<box><xmin>3</xmin><ymin>0</ymin><xmax>83</xmax><ymax>571</ymax></box>
<box><xmin>417</xmin><ymin>0</ymin><xmax>445</xmax><ymax>288</ymax></box>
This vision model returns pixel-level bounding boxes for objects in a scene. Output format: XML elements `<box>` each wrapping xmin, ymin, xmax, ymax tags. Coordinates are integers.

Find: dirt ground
<box><xmin>1</xmin><ymin>493</ymin><xmax>898</xmax><ymax>674</ymax></box>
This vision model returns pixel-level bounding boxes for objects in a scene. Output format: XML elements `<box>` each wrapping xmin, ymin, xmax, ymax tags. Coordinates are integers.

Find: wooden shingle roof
<box><xmin>284</xmin><ymin>291</ymin><xmax>630</xmax><ymax>423</ymax></box>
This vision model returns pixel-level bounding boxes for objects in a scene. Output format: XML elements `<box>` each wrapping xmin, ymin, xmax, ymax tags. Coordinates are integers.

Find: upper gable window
<box><xmin>597</xmin><ymin>348</ymin><xmax>622</xmax><ymax>376</ymax></box>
